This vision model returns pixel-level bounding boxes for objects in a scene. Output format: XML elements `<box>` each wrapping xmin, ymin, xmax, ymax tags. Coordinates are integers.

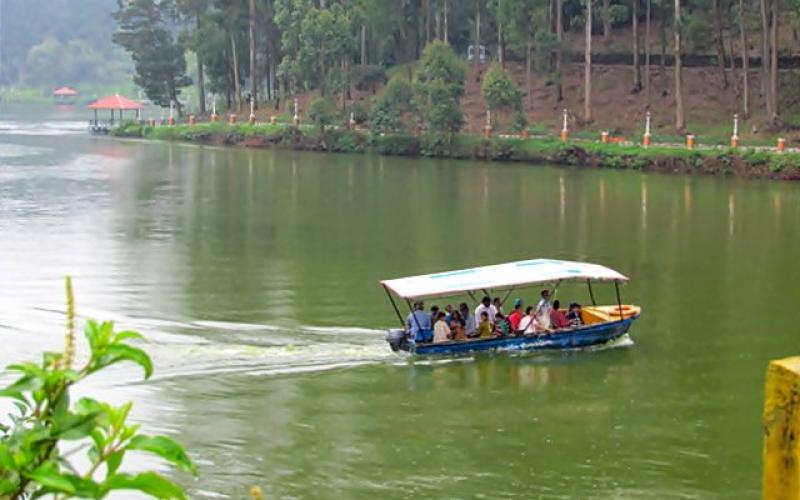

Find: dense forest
<box><xmin>0</xmin><ymin>0</ymin><xmax>131</xmax><ymax>87</ymax></box>
<box><xmin>58</xmin><ymin>0</ymin><xmax>800</xmax><ymax>131</ymax></box>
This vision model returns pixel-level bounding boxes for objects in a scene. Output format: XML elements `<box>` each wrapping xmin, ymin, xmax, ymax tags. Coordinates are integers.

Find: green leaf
<box><xmin>128</xmin><ymin>435</ymin><xmax>196</xmax><ymax>475</ymax></box>
<box><xmin>0</xmin><ymin>443</ymin><xmax>14</xmax><ymax>469</ymax></box>
<box><xmin>106</xmin><ymin>449</ymin><xmax>125</xmax><ymax>478</ymax></box>
<box><xmin>94</xmin><ymin>344</ymin><xmax>153</xmax><ymax>379</ymax></box>
<box><xmin>102</xmin><ymin>472</ymin><xmax>187</xmax><ymax>500</ymax></box>
<box><xmin>26</xmin><ymin>463</ymin><xmax>76</xmax><ymax>494</ymax></box>
<box><xmin>1</xmin><ymin>375</ymin><xmax>43</xmax><ymax>395</ymax></box>
<box><xmin>114</xmin><ymin>330</ymin><xmax>144</xmax><ymax>343</ymax></box>
<box><xmin>53</xmin><ymin>410</ymin><xmax>100</xmax><ymax>440</ymax></box>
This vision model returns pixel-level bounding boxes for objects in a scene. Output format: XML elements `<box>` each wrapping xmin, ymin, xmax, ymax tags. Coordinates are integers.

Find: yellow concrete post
<box><xmin>763</xmin><ymin>356</ymin><xmax>800</xmax><ymax>500</ymax></box>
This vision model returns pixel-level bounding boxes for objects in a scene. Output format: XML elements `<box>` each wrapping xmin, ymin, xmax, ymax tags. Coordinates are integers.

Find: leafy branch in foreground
<box><xmin>0</xmin><ymin>277</ymin><xmax>195</xmax><ymax>499</ymax></box>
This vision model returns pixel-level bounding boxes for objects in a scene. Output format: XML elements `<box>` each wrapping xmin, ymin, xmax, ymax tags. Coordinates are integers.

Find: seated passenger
<box><xmin>494</xmin><ymin>311</ymin><xmax>511</xmax><ymax>337</ymax></box>
<box><xmin>444</xmin><ymin>304</ymin><xmax>454</xmax><ymax>322</ymax></box>
<box><xmin>477</xmin><ymin>311</ymin><xmax>493</xmax><ymax>338</ymax></box>
<box><xmin>517</xmin><ymin>306</ymin><xmax>535</xmax><ymax>333</ymax></box>
<box><xmin>433</xmin><ymin>312</ymin><xmax>450</xmax><ymax>343</ymax></box>
<box><xmin>519</xmin><ymin>307</ymin><xmax>548</xmax><ymax>334</ymax></box>
<box><xmin>449</xmin><ymin>310</ymin><xmax>467</xmax><ymax>340</ymax></box>
<box><xmin>549</xmin><ymin>300</ymin><xmax>571</xmax><ymax>329</ymax></box>
<box><xmin>507</xmin><ymin>298</ymin><xmax>524</xmax><ymax>332</ymax></box>
<box><xmin>566</xmin><ymin>303</ymin><xmax>584</xmax><ymax>327</ymax></box>
<box><xmin>493</xmin><ymin>297</ymin><xmax>504</xmax><ymax>316</ymax></box>
<box><xmin>460</xmin><ymin>303</ymin><xmax>476</xmax><ymax>337</ymax></box>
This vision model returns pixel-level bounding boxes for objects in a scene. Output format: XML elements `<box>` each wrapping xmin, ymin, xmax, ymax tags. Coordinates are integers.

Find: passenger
<box><xmin>474</xmin><ymin>296</ymin><xmax>497</xmax><ymax>325</ymax></box>
<box><xmin>406</xmin><ymin>301</ymin><xmax>432</xmax><ymax>343</ymax></box>
<box><xmin>433</xmin><ymin>312</ymin><xmax>451</xmax><ymax>343</ymax></box>
<box><xmin>460</xmin><ymin>303</ymin><xmax>477</xmax><ymax>337</ymax></box>
<box><xmin>430</xmin><ymin>305</ymin><xmax>440</xmax><ymax>323</ymax></box>
<box><xmin>444</xmin><ymin>304</ymin><xmax>454</xmax><ymax>323</ymax></box>
<box><xmin>535</xmin><ymin>290</ymin><xmax>552</xmax><ymax>329</ymax></box>
<box><xmin>566</xmin><ymin>303</ymin><xmax>584</xmax><ymax>327</ymax></box>
<box><xmin>519</xmin><ymin>306</ymin><xmax>547</xmax><ymax>335</ymax></box>
<box><xmin>549</xmin><ymin>299</ymin><xmax>570</xmax><ymax>329</ymax></box>
<box><xmin>517</xmin><ymin>306</ymin><xmax>535</xmax><ymax>333</ymax></box>
<box><xmin>494</xmin><ymin>311</ymin><xmax>511</xmax><ymax>337</ymax></box>
<box><xmin>493</xmin><ymin>297</ymin><xmax>504</xmax><ymax>316</ymax></box>
<box><xmin>507</xmin><ymin>298</ymin><xmax>524</xmax><ymax>332</ymax></box>
<box><xmin>449</xmin><ymin>310</ymin><xmax>467</xmax><ymax>340</ymax></box>
<box><xmin>476</xmin><ymin>311</ymin><xmax>494</xmax><ymax>338</ymax></box>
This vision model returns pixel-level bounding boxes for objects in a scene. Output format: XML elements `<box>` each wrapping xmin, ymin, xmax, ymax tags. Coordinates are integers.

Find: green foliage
<box><xmin>113</xmin><ymin>0</ymin><xmax>192</xmax><ymax>112</ymax></box>
<box><xmin>415</xmin><ymin>42</ymin><xmax>466</xmax><ymax>143</ymax></box>
<box><xmin>21</xmin><ymin>38</ymin><xmax>127</xmax><ymax>87</ymax></box>
<box><xmin>352</xmin><ymin>64</ymin><xmax>388</xmax><ymax>93</ymax></box>
<box><xmin>370</xmin><ymin>77</ymin><xmax>415</xmax><ymax>133</ymax></box>
<box><xmin>415</xmin><ymin>41</ymin><xmax>467</xmax><ymax>98</ymax></box>
<box><xmin>307</xmin><ymin>95</ymin><xmax>338</xmax><ymax>132</ymax></box>
<box><xmin>350</xmin><ymin>100</ymin><xmax>370</xmax><ymax>125</ymax></box>
<box><xmin>0</xmin><ymin>277</ymin><xmax>195</xmax><ymax>499</ymax></box>
<box><xmin>482</xmin><ymin>64</ymin><xmax>524</xmax><ymax>112</ymax></box>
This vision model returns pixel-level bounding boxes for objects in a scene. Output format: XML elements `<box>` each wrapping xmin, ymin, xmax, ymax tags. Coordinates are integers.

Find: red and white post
<box><xmin>168</xmin><ymin>101</ymin><xmax>175</xmax><ymax>126</ymax></box>
<box><xmin>483</xmin><ymin>110</ymin><xmax>492</xmax><ymax>138</ymax></box>
<box><xmin>731</xmin><ymin>113</ymin><xmax>740</xmax><ymax>148</ymax></box>
<box><xmin>560</xmin><ymin>109</ymin><xmax>569</xmax><ymax>141</ymax></box>
<box><xmin>643</xmin><ymin>111</ymin><xmax>652</xmax><ymax>147</ymax></box>
<box><xmin>210</xmin><ymin>97</ymin><xmax>218</xmax><ymax>122</ymax></box>
<box><xmin>293</xmin><ymin>98</ymin><xmax>300</xmax><ymax>126</ymax></box>
<box><xmin>249</xmin><ymin>99</ymin><xmax>256</xmax><ymax>125</ymax></box>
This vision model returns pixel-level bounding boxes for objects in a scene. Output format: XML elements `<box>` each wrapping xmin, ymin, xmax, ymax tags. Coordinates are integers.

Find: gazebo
<box><xmin>53</xmin><ymin>87</ymin><xmax>78</xmax><ymax>101</ymax></box>
<box><xmin>87</xmin><ymin>94</ymin><xmax>142</xmax><ymax>131</ymax></box>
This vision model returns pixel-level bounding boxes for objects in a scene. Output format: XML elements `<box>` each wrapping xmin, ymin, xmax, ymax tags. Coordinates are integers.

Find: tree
<box><xmin>712</xmin><ymin>0</ymin><xmax>729</xmax><ymax>88</ymax></box>
<box><xmin>307</xmin><ymin>94</ymin><xmax>338</xmax><ymax>133</ymax></box>
<box><xmin>416</xmin><ymin>41</ymin><xmax>465</xmax><ymax>142</ymax></box>
<box><xmin>370</xmin><ymin>77</ymin><xmax>415</xmax><ymax>132</ymax></box>
<box><xmin>482</xmin><ymin>64</ymin><xmax>525</xmax><ymax>130</ymax></box>
<box><xmin>174</xmin><ymin>0</ymin><xmax>210</xmax><ymax>114</ymax></box>
<box><xmin>632</xmin><ymin>0</ymin><xmax>642</xmax><ymax>92</ymax></box>
<box><xmin>249</xmin><ymin>0</ymin><xmax>258</xmax><ymax>108</ymax></box>
<box><xmin>482</xmin><ymin>64</ymin><xmax>523</xmax><ymax>111</ymax></box>
<box><xmin>674</xmin><ymin>0</ymin><xmax>685</xmax><ymax>130</ymax></box>
<box><xmin>113</xmin><ymin>0</ymin><xmax>192</xmax><ymax>115</ymax></box>
<box><xmin>584</xmin><ymin>0</ymin><xmax>593</xmax><ymax>122</ymax></box>
<box><xmin>738</xmin><ymin>0</ymin><xmax>750</xmax><ymax>117</ymax></box>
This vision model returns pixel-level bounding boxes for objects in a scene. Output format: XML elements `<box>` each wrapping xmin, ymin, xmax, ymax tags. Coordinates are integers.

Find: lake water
<box><xmin>2</xmin><ymin>104</ymin><xmax>798</xmax><ymax>499</ymax></box>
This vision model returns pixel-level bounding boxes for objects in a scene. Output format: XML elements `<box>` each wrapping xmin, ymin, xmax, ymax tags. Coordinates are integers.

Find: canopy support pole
<box><xmin>587</xmin><ymin>279</ymin><xmax>597</xmax><ymax>306</ymax></box>
<box><xmin>500</xmin><ymin>286</ymin><xmax>516</xmax><ymax>306</ymax></box>
<box><xmin>614</xmin><ymin>280</ymin><xmax>623</xmax><ymax>318</ymax></box>
<box><xmin>383</xmin><ymin>286</ymin><xmax>405</xmax><ymax>327</ymax></box>
<box><xmin>467</xmin><ymin>291</ymin><xmax>479</xmax><ymax>305</ymax></box>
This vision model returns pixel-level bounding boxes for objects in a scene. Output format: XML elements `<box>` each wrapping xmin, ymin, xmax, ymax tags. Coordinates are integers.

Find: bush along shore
<box><xmin>112</xmin><ymin>121</ymin><xmax>800</xmax><ymax>181</ymax></box>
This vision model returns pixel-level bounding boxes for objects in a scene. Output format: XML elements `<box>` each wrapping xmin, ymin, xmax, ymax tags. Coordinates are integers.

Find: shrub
<box><xmin>369</xmin><ymin>78</ymin><xmax>415</xmax><ymax>133</ymax></box>
<box><xmin>416</xmin><ymin>41</ymin><xmax>467</xmax><ymax>97</ymax></box>
<box><xmin>307</xmin><ymin>95</ymin><xmax>338</xmax><ymax>133</ymax></box>
<box><xmin>482</xmin><ymin>64</ymin><xmax>524</xmax><ymax>112</ymax></box>
<box><xmin>0</xmin><ymin>278</ymin><xmax>195</xmax><ymax>499</ymax></box>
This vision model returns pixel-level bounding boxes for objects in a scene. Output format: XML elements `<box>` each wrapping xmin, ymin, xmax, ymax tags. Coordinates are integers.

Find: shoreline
<box><xmin>112</xmin><ymin>122</ymin><xmax>800</xmax><ymax>181</ymax></box>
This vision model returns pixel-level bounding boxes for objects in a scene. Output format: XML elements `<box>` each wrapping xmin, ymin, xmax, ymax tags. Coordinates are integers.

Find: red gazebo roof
<box><xmin>88</xmin><ymin>94</ymin><xmax>142</xmax><ymax>110</ymax></box>
<box><xmin>53</xmin><ymin>87</ymin><xmax>78</xmax><ymax>96</ymax></box>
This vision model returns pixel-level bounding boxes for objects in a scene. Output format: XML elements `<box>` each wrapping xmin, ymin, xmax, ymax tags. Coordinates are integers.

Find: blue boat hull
<box><xmin>404</xmin><ymin>316</ymin><xmax>639</xmax><ymax>356</ymax></box>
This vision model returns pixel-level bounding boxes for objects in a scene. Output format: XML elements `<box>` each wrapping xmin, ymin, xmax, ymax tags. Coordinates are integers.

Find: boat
<box><xmin>380</xmin><ymin>258</ymin><xmax>641</xmax><ymax>356</ymax></box>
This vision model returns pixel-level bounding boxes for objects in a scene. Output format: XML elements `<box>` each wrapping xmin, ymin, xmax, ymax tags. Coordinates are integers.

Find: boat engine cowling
<box><xmin>386</xmin><ymin>328</ymin><xmax>410</xmax><ymax>352</ymax></box>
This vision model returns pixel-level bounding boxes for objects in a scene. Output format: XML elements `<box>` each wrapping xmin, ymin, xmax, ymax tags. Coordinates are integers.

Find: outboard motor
<box><xmin>386</xmin><ymin>328</ymin><xmax>410</xmax><ymax>352</ymax></box>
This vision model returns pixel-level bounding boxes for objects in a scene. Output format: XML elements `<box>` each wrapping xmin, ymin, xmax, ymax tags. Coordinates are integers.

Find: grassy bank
<box><xmin>113</xmin><ymin>121</ymin><xmax>800</xmax><ymax>181</ymax></box>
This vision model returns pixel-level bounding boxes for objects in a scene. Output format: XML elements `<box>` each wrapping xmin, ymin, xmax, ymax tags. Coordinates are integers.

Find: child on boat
<box><xmin>476</xmin><ymin>311</ymin><xmax>493</xmax><ymax>338</ymax></box>
<box><xmin>433</xmin><ymin>312</ymin><xmax>450</xmax><ymax>343</ymax></box>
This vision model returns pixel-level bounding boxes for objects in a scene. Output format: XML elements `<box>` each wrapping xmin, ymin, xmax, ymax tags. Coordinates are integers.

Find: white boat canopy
<box><xmin>381</xmin><ymin>259</ymin><xmax>629</xmax><ymax>300</ymax></box>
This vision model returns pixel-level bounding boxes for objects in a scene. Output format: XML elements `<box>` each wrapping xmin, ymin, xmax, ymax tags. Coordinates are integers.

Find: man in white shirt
<box><xmin>474</xmin><ymin>296</ymin><xmax>497</xmax><ymax>326</ymax></box>
<box><xmin>535</xmin><ymin>290</ymin><xmax>552</xmax><ymax>329</ymax></box>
